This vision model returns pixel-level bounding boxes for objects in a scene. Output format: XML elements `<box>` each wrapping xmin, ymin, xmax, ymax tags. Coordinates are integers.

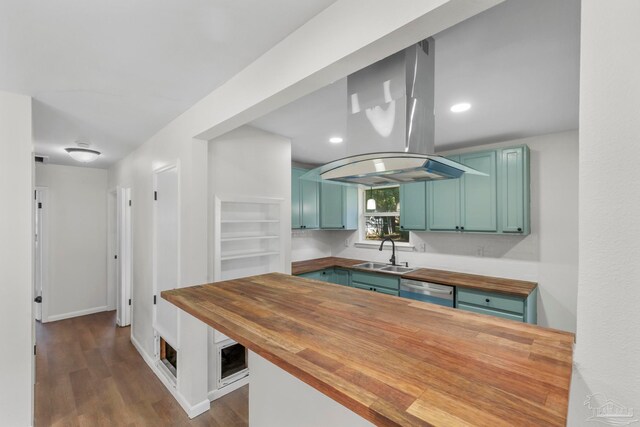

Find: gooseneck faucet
<box><xmin>379</xmin><ymin>237</ymin><xmax>398</xmax><ymax>266</ymax></box>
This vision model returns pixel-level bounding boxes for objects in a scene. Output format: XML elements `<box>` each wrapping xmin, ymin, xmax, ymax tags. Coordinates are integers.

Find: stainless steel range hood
<box><xmin>302</xmin><ymin>38</ymin><xmax>483</xmax><ymax>186</ymax></box>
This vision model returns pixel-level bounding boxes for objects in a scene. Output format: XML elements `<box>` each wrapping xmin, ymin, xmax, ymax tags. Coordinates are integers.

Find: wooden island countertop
<box><xmin>163</xmin><ymin>273</ymin><xmax>573</xmax><ymax>427</ymax></box>
<box><xmin>292</xmin><ymin>257</ymin><xmax>538</xmax><ymax>297</ymax></box>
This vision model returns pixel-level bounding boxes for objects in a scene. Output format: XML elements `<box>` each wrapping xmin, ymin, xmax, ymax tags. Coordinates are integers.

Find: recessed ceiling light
<box><xmin>329</xmin><ymin>137</ymin><xmax>343</xmax><ymax>144</ymax></box>
<box><xmin>65</xmin><ymin>141</ymin><xmax>101</xmax><ymax>163</ymax></box>
<box><xmin>450</xmin><ymin>102</ymin><xmax>471</xmax><ymax>113</ymax></box>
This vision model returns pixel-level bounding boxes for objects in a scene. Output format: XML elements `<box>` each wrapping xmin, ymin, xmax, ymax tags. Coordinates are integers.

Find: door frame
<box><xmin>152</xmin><ymin>162</ymin><xmax>181</xmax><ymax>355</ymax></box>
<box><xmin>34</xmin><ymin>187</ymin><xmax>49</xmax><ymax>322</ymax></box>
<box><xmin>107</xmin><ymin>189</ymin><xmax>118</xmax><ymax>313</ymax></box>
<box><xmin>112</xmin><ymin>186</ymin><xmax>132</xmax><ymax>327</ymax></box>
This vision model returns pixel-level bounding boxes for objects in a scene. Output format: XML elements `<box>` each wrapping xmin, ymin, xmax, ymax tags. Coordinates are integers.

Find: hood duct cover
<box><xmin>302</xmin><ymin>38</ymin><xmax>484</xmax><ymax>186</ymax></box>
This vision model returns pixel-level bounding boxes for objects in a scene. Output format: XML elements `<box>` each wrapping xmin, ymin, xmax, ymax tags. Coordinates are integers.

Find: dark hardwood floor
<box><xmin>35</xmin><ymin>311</ymin><xmax>248</xmax><ymax>426</ymax></box>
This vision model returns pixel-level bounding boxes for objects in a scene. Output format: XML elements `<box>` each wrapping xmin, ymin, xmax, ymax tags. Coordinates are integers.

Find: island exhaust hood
<box><xmin>302</xmin><ymin>38</ymin><xmax>482</xmax><ymax>186</ymax></box>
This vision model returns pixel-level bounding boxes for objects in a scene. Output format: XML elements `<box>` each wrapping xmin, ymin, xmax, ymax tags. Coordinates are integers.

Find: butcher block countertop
<box><xmin>163</xmin><ymin>273</ymin><xmax>573</xmax><ymax>427</ymax></box>
<box><xmin>292</xmin><ymin>257</ymin><xmax>537</xmax><ymax>297</ymax></box>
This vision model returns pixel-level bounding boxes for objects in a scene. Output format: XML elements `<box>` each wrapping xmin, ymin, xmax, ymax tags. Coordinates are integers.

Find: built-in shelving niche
<box><xmin>213</xmin><ymin>196</ymin><xmax>285</xmax><ymax>282</ymax></box>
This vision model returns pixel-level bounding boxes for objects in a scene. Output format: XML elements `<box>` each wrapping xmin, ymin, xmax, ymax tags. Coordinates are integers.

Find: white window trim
<box><xmin>357</xmin><ymin>188</ymin><xmax>415</xmax><ymax>250</ymax></box>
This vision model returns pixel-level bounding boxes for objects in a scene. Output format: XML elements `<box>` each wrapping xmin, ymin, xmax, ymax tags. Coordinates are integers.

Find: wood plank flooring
<box><xmin>35</xmin><ymin>311</ymin><xmax>248</xmax><ymax>426</ymax></box>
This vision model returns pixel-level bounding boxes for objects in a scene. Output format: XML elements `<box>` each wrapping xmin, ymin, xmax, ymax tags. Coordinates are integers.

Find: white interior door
<box><xmin>116</xmin><ymin>187</ymin><xmax>132</xmax><ymax>327</ymax></box>
<box><xmin>154</xmin><ymin>166</ymin><xmax>179</xmax><ymax>349</ymax></box>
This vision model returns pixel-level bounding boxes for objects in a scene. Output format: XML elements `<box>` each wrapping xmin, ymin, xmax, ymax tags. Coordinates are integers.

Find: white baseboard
<box><xmin>208</xmin><ymin>375</ymin><xmax>249</xmax><ymax>401</ymax></box>
<box><xmin>130</xmin><ymin>334</ymin><xmax>210</xmax><ymax>419</ymax></box>
<box><xmin>46</xmin><ymin>305</ymin><xmax>108</xmax><ymax>322</ymax></box>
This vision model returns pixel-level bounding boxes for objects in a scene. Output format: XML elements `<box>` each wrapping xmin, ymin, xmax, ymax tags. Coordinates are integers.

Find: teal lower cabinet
<box><xmin>333</xmin><ymin>269</ymin><xmax>351</xmax><ymax>286</ymax></box>
<box><xmin>456</xmin><ymin>288</ymin><xmax>537</xmax><ymax>324</ymax></box>
<box><xmin>297</xmin><ymin>268</ymin><xmax>350</xmax><ymax>287</ymax></box>
<box><xmin>298</xmin><ymin>269</ymin><xmax>333</xmax><ymax>283</ymax></box>
<box><xmin>350</xmin><ymin>271</ymin><xmax>399</xmax><ymax>297</ymax></box>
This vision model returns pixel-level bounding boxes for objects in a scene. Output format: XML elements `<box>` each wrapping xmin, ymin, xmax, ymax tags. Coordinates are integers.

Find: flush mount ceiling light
<box><xmin>450</xmin><ymin>102</ymin><xmax>471</xmax><ymax>113</ymax></box>
<box><xmin>65</xmin><ymin>142</ymin><xmax>101</xmax><ymax>163</ymax></box>
<box><xmin>329</xmin><ymin>137</ymin><xmax>343</xmax><ymax>144</ymax></box>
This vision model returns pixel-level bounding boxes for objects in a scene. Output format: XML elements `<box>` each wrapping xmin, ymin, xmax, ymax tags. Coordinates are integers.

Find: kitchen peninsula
<box><xmin>163</xmin><ymin>272</ymin><xmax>573</xmax><ymax>426</ymax></box>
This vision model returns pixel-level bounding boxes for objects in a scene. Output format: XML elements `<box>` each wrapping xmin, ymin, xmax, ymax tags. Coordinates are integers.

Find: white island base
<box><xmin>249</xmin><ymin>351</ymin><xmax>374</xmax><ymax>427</ymax></box>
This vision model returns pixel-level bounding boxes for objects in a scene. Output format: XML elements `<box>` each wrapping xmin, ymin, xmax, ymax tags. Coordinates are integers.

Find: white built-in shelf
<box><xmin>220</xmin><ymin>219</ymin><xmax>280</xmax><ymax>224</ymax></box>
<box><xmin>220</xmin><ymin>251</ymin><xmax>280</xmax><ymax>261</ymax></box>
<box><xmin>221</xmin><ymin>235</ymin><xmax>280</xmax><ymax>242</ymax></box>
<box><xmin>214</xmin><ymin>196</ymin><xmax>285</xmax><ymax>281</ymax></box>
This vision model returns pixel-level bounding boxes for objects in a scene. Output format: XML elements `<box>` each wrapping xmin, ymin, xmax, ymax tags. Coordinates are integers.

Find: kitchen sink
<box><xmin>353</xmin><ymin>262</ymin><xmax>416</xmax><ymax>275</ymax></box>
<box><xmin>379</xmin><ymin>265</ymin><xmax>416</xmax><ymax>274</ymax></box>
<box><xmin>354</xmin><ymin>262</ymin><xmax>390</xmax><ymax>270</ymax></box>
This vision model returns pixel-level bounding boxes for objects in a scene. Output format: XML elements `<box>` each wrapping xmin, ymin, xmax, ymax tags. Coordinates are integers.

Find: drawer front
<box><xmin>352</xmin><ymin>283</ymin><xmax>398</xmax><ymax>297</ymax></box>
<box><xmin>457</xmin><ymin>302</ymin><xmax>524</xmax><ymax>322</ymax></box>
<box><xmin>374</xmin><ymin>287</ymin><xmax>399</xmax><ymax>297</ymax></box>
<box><xmin>351</xmin><ymin>271</ymin><xmax>399</xmax><ymax>290</ymax></box>
<box><xmin>457</xmin><ymin>288</ymin><xmax>524</xmax><ymax>315</ymax></box>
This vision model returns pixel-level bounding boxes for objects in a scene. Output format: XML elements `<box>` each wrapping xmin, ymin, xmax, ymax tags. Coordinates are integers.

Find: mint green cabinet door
<box><xmin>300</xmin><ymin>177</ymin><xmax>319</xmax><ymax>229</ymax></box>
<box><xmin>320</xmin><ymin>182</ymin><xmax>344</xmax><ymax>229</ymax></box>
<box><xmin>343</xmin><ymin>185</ymin><xmax>358</xmax><ymax>230</ymax></box>
<box><xmin>291</xmin><ymin>168</ymin><xmax>303</xmax><ymax>229</ymax></box>
<box><xmin>333</xmin><ymin>269</ymin><xmax>350</xmax><ymax>286</ymax></box>
<box><xmin>400</xmin><ymin>182</ymin><xmax>426</xmax><ymax>231</ymax></box>
<box><xmin>460</xmin><ymin>151</ymin><xmax>497</xmax><ymax>232</ymax></box>
<box><xmin>428</xmin><ymin>156</ymin><xmax>460</xmax><ymax>231</ymax></box>
<box><xmin>500</xmin><ymin>147</ymin><xmax>529</xmax><ymax>234</ymax></box>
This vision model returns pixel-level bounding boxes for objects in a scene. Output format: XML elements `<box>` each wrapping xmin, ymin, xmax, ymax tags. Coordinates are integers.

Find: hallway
<box><xmin>35</xmin><ymin>311</ymin><xmax>248</xmax><ymax>426</ymax></box>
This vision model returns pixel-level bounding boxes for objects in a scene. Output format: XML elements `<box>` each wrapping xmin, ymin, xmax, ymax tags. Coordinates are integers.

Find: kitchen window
<box><xmin>363</xmin><ymin>186</ymin><xmax>409</xmax><ymax>243</ymax></box>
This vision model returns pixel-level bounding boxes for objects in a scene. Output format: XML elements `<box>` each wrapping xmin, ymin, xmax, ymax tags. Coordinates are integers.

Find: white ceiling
<box><xmin>251</xmin><ymin>0</ymin><xmax>581</xmax><ymax>165</ymax></box>
<box><xmin>0</xmin><ymin>0</ymin><xmax>337</xmax><ymax>168</ymax></box>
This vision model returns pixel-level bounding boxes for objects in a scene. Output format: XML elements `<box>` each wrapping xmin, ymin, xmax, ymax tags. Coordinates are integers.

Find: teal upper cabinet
<box><xmin>460</xmin><ymin>151</ymin><xmax>497</xmax><ymax>232</ymax></box>
<box><xmin>292</xmin><ymin>168</ymin><xmax>319</xmax><ymax>229</ymax></box>
<box><xmin>428</xmin><ymin>155</ymin><xmax>460</xmax><ymax>231</ymax></box>
<box><xmin>400</xmin><ymin>182</ymin><xmax>427</xmax><ymax>231</ymax></box>
<box><xmin>426</xmin><ymin>147</ymin><xmax>529</xmax><ymax>235</ymax></box>
<box><xmin>499</xmin><ymin>146</ymin><xmax>530</xmax><ymax>234</ymax></box>
<box><xmin>320</xmin><ymin>182</ymin><xmax>357</xmax><ymax>230</ymax></box>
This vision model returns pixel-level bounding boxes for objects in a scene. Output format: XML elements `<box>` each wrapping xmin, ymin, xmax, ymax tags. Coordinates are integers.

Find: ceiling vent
<box><xmin>34</xmin><ymin>155</ymin><xmax>49</xmax><ymax>164</ymax></box>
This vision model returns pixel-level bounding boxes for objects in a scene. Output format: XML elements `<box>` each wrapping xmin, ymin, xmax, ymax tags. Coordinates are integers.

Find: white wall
<box><xmin>208</xmin><ymin>126</ymin><xmax>292</xmax><ymax>278</ymax></box>
<box><xmin>569</xmin><ymin>0</ymin><xmax>640</xmax><ymax>423</ymax></box>
<box><xmin>291</xmin><ymin>230</ymin><xmax>336</xmax><ymax>262</ymax></box>
<box><xmin>35</xmin><ymin>164</ymin><xmax>109</xmax><ymax>321</ymax></box>
<box><xmin>0</xmin><ymin>91</ymin><xmax>33</xmax><ymax>426</ymax></box>
<box><xmin>306</xmin><ymin>131</ymin><xmax>578</xmax><ymax>332</ymax></box>
<box><xmin>106</xmin><ymin>0</ymin><xmax>504</xmax><ymax>415</ymax></box>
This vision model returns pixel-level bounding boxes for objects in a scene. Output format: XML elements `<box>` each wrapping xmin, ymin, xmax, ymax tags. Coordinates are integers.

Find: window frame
<box><xmin>358</xmin><ymin>186</ymin><xmax>412</xmax><ymax>246</ymax></box>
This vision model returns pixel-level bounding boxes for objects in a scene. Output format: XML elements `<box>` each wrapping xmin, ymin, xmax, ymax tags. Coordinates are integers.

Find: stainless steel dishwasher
<box><xmin>399</xmin><ymin>279</ymin><xmax>454</xmax><ymax>307</ymax></box>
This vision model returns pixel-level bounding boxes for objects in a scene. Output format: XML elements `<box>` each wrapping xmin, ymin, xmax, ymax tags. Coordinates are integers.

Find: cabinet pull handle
<box><xmin>400</xmin><ymin>225</ymin><xmax>404</xmax><ymax>229</ymax></box>
<box><xmin>455</xmin><ymin>226</ymin><xmax>459</xmax><ymax>230</ymax></box>
<box><xmin>460</xmin><ymin>226</ymin><xmax>465</xmax><ymax>230</ymax></box>
<box><xmin>517</xmin><ymin>227</ymin><xmax>522</xmax><ymax>232</ymax></box>
<box><xmin>485</xmin><ymin>298</ymin><xmax>490</xmax><ymax>303</ymax></box>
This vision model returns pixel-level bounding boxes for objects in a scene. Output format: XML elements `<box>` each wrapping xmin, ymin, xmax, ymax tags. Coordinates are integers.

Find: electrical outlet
<box><xmin>344</xmin><ymin>238</ymin><xmax>350</xmax><ymax>247</ymax></box>
<box><xmin>476</xmin><ymin>246</ymin><xmax>485</xmax><ymax>257</ymax></box>
<box><xmin>420</xmin><ymin>243</ymin><xmax>426</xmax><ymax>252</ymax></box>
